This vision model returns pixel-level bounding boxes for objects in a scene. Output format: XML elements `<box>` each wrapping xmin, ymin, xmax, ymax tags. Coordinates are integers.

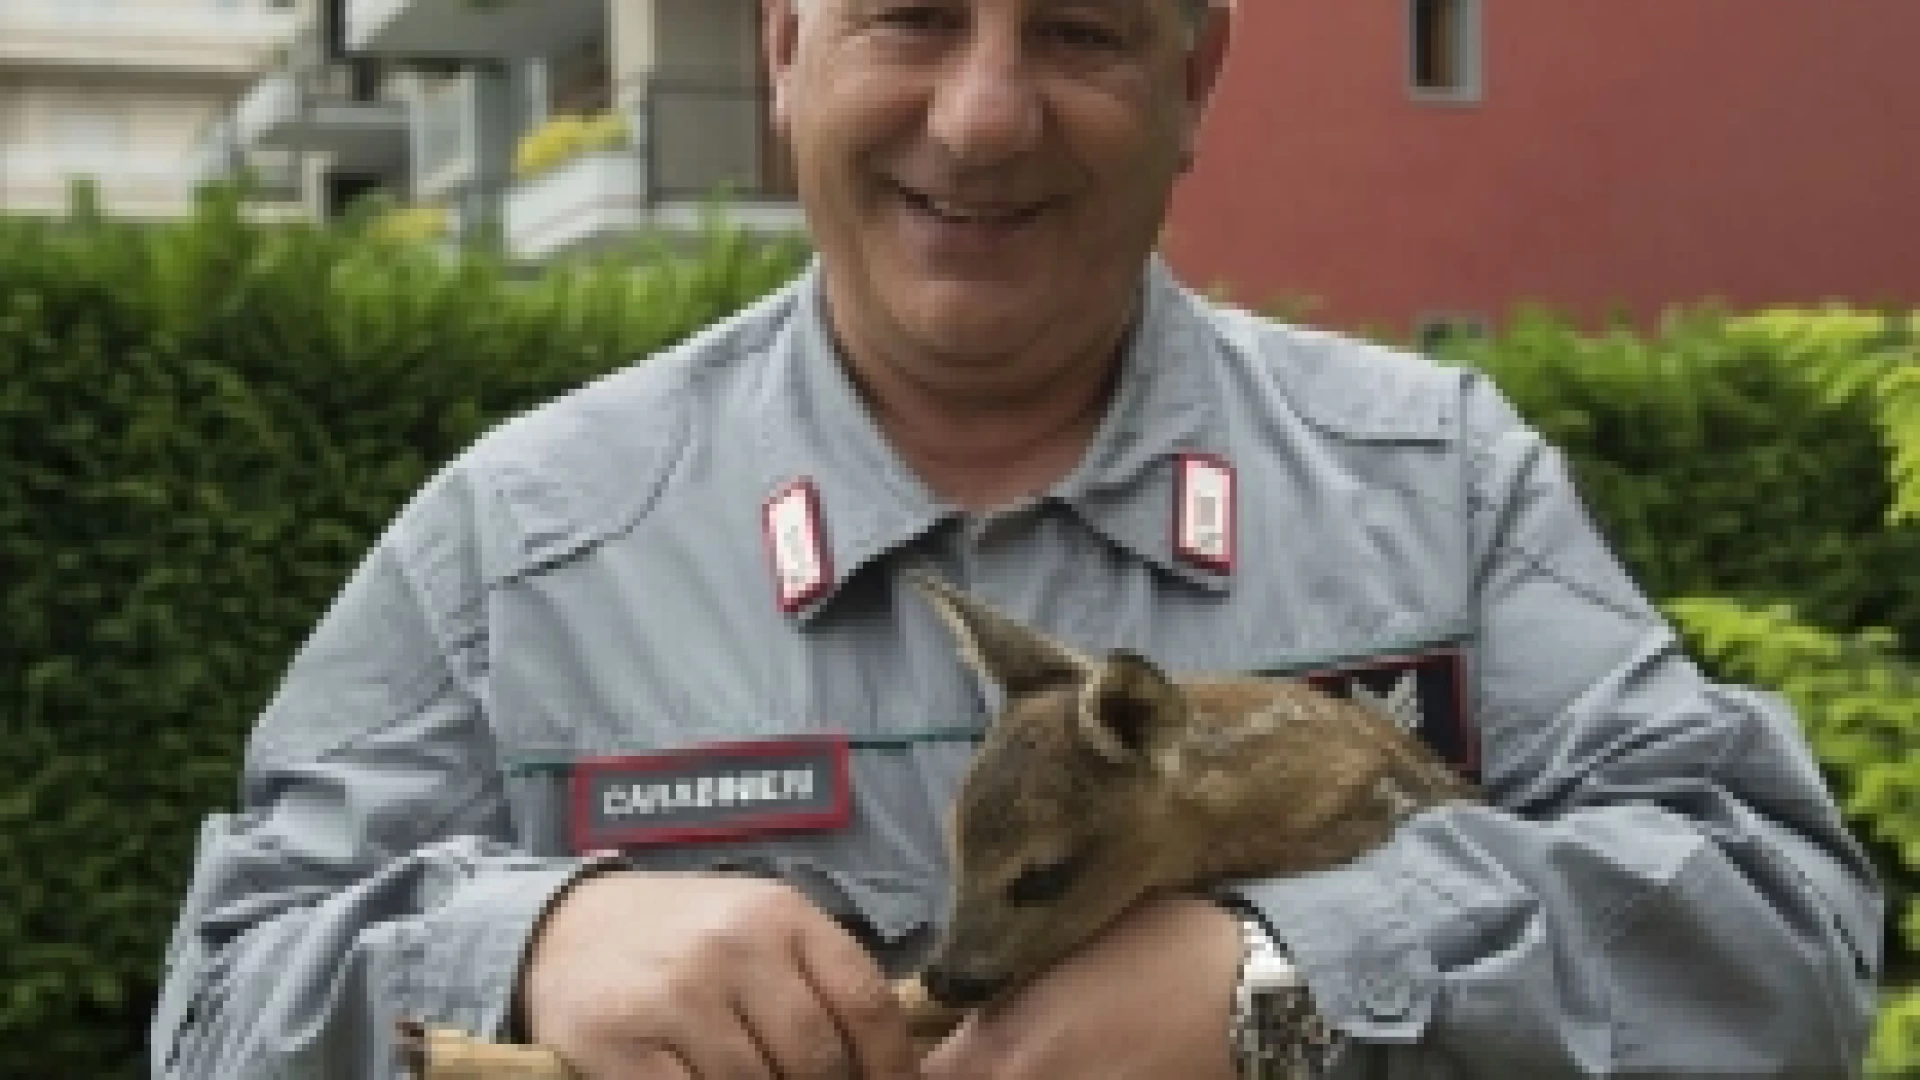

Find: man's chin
<box><xmin>898</xmin><ymin>305</ymin><xmax>1055</xmax><ymax>361</ymax></box>
<box><xmin>887</xmin><ymin>278</ymin><xmax>1062</xmax><ymax>348</ymax></box>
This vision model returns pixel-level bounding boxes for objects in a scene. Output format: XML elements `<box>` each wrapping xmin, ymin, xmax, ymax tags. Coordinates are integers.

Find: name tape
<box><xmin>570</xmin><ymin>735</ymin><xmax>852</xmax><ymax>853</ymax></box>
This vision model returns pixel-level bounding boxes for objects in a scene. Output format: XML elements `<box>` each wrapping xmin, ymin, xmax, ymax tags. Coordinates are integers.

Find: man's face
<box><xmin>768</xmin><ymin>0</ymin><xmax>1228</xmax><ymax>374</ymax></box>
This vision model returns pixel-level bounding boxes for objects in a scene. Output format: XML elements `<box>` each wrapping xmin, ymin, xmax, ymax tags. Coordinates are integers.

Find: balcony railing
<box><xmin>413</xmin><ymin>73</ymin><xmax>476</xmax><ymax>198</ymax></box>
<box><xmin>506</xmin><ymin>78</ymin><xmax>802</xmax><ymax>260</ymax></box>
<box><xmin>230</xmin><ymin>31</ymin><xmax>408</xmax><ymax>174</ymax></box>
<box><xmin>189</xmin><ymin>120</ymin><xmax>304</xmax><ymax>203</ymax></box>
<box><xmin>0</xmin><ymin>0</ymin><xmax>297</xmax><ymax>74</ymax></box>
<box><xmin>505</xmin><ymin>148</ymin><xmax>647</xmax><ymax>260</ymax></box>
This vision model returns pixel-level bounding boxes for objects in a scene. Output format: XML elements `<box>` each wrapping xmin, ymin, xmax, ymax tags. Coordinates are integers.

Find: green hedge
<box><xmin>4</xmin><ymin>194</ymin><xmax>1914</xmax><ymax>1073</ymax></box>
<box><xmin>1447</xmin><ymin>307</ymin><xmax>1920</xmax><ymax>644</ymax></box>
<box><xmin>1666</xmin><ymin>600</ymin><xmax>1920</xmax><ymax>1076</ymax></box>
<box><xmin>0</xmin><ymin>193</ymin><xmax>809</xmax><ymax>1075</ymax></box>
<box><xmin>1447</xmin><ymin>309</ymin><xmax>1920</xmax><ymax>1077</ymax></box>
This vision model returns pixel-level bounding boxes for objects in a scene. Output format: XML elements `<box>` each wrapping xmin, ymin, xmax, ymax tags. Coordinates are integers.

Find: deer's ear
<box><xmin>1077</xmin><ymin>650</ymin><xmax>1183</xmax><ymax>765</ymax></box>
<box><xmin>909</xmin><ymin>571</ymin><xmax>1089</xmax><ymax>695</ymax></box>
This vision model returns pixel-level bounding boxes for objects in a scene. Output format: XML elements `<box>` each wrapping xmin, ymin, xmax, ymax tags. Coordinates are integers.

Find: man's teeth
<box><xmin>913</xmin><ymin>192</ymin><xmax>1034</xmax><ymax>223</ymax></box>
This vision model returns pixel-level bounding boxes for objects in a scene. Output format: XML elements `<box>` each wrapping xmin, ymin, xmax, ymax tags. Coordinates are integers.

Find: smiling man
<box><xmin>155</xmin><ymin>0</ymin><xmax>1879</xmax><ymax>1077</ymax></box>
<box><xmin>781</xmin><ymin>0</ymin><xmax>1225</xmax><ymax>511</ymax></box>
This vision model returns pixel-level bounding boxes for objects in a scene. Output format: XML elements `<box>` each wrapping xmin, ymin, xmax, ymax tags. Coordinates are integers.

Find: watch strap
<box><xmin>1229</xmin><ymin>909</ymin><xmax>1347</xmax><ymax>1080</ymax></box>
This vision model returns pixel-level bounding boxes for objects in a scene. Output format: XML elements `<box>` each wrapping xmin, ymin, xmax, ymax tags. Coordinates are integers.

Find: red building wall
<box><xmin>1165</xmin><ymin>1</ymin><xmax>1920</xmax><ymax>335</ymax></box>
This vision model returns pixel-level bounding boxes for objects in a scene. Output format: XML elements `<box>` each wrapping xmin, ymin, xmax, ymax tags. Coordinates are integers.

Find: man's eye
<box><xmin>875</xmin><ymin>5</ymin><xmax>962</xmax><ymax>33</ymax></box>
<box><xmin>1005</xmin><ymin>855</ymin><xmax>1085</xmax><ymax>907</ymax></box>
<box><xmin>1041</xmin><ymin>20</ymin><xmax>1125</xmax><ymax>50</ymax></box>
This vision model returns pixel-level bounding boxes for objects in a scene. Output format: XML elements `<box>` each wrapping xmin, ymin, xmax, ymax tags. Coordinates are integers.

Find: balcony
<box><xmin>0</xmin><ymin>0</ymin><xmax>297</xmax><ymax>77</ymax></box>
<box><xmin>0</xmin><ymin>148</ymin><xmax>197</xmax><ymax>218</ymax></box>
<box><xmin>505</xmin><ymin>79</ymin><xmax>802</xmax><ymax>261</ymax></box>
<box><xmin>409</xmin><ymin>68</ymin><xmax>524</xmax><ymax>204</ymax></box>
<box><xmin>345</xmin><ymin>0</ymin><xmax>601</xmax><ymax>60</ymax></box>
<box><xmin>232</xmin><ymin>55</ymin><xmax>408</xmax><ymax>174</ymax></box>
<box><xmin>188</xmin><ymin>120</ymin><xmax>305</xmax><ymax>205</ymax></box>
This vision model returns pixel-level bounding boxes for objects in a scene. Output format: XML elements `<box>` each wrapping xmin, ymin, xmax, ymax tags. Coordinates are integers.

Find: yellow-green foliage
<box><xmin>1873</xmin><ymin>990</ymin><xmax>1920</xmax><ymax>1080</ymax></box>
<box><xmin>1450</xmin><ymin>306</ymin><xmax>1920</xmax><ymax>644</ymax></box>
<box><xmin>1882</xmin><ymin>364</ymin><xmax>1920</xmax><ymax>526</ymax></box>
<box><xmin>1728</xmin><ymin>307</ymin><xmax>1920</xmax><ymax>526</ymax></box>
<box><xmin>368</xmin><ymin>204</ymin><xmax>452</xmax><ymax>245</ymax></box>
<box><xmin>1667</xmin><ymin>601</ymin><xmax>1917</xmax><ymax>860</ymax></box>
<box><xmin>512</xmin><ymin>111</ymin><xmax>632</xmax><ymax>180</ymax></box>
<box><xmin>1667</xmin><ymin>599</ymin><xmax>1920</xmax><ymax>1077</ymax></box>
<box><xmin>1448</xmin><ymin>305</ymin><xmax>1918</xmax><ymax>1076</ymax></box>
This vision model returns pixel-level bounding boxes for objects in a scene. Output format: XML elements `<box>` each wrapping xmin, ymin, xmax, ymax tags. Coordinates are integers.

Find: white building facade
<box><xmin>3</xmin><ymin>0</ymin><xmax>800</xmax><ymax>254</ymax></box>
<box><xmin>0</xmin><ymin>0</ymin><xmax>302</xmax><ymax>218</ymax></box>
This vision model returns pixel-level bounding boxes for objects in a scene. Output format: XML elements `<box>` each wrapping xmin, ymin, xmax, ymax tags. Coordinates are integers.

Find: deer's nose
<box><xmin>921</xmin><ymin>965</ymin><xmax>1005</xmax><ymax>1008</ymax></box>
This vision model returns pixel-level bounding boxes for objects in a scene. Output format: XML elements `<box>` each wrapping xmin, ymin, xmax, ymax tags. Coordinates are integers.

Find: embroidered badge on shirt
<box><xmin>1175</xmin><ymin>453</ymin><xmax>1236</xmax><ymax>573</ymax></box>
<box><xmin>1264</xmin><ymin>647</ymin><xmax>1477</xmax><ymax>782</ymax></box>
<box><xmin>765</xmin><ymin>480</ymin><xmax>831</xmax><ymax>613</ymax></box>
<box><xmin>570</xmin><ymin>735</ymin><xmax>853</xmax><ymax>853</ymax></box>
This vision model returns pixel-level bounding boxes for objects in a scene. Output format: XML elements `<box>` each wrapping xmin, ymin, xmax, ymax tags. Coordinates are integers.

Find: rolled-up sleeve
<box><xmin>1232</xmin><ymin>377</ymin><xmax>1884</xmax><ymax>1077</ymax></box>
<box><xmin>151</xmin><ymin>474</ymin><xmax>600</xmax><ymax>1078</ymax></box>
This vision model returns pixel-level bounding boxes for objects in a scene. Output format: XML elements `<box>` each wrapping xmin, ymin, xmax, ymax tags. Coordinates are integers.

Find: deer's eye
<box><xmin>1006</xmin><ymin>855</ymin><xmax>1084</xmax><ymax>908</ymax></box>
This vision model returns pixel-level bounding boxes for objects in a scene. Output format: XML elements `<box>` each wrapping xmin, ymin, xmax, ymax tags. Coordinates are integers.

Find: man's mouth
<box><xmin>894</xmin><ymin>182</ymin><xmax>1050</xmax><ymax>227</ymax></box>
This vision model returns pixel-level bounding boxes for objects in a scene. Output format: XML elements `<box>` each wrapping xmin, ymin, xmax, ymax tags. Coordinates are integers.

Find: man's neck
<box><xmin>836</xmin><ymin>323</ymin><xmax>1128</xmax><ymax>513</ymax></box>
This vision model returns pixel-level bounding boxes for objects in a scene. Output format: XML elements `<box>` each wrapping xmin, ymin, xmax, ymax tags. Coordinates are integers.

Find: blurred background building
<box><xmin>0</xmin><ymin>0</ymin><xmax>799</xmax><ymax>256</ymax></box>
<box><xmin>1164</xmin><ymin>0</ymin><xmax>1920</xmax><ymax>338</ymax></box>
<box><xmin>3</xmin><ymin>0</ymin><xmax>1914</xmax><ymax>332</ymax></box>
<box><xmin>0</xmin><ymin>0</ymin><xmax>302</xmax><ymax>218</ymax></box>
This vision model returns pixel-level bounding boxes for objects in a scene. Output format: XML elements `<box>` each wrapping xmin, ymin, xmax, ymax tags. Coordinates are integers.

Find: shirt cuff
<box><xmin>413</xmin><ymin>856</ymin><xmax>621</xmax><ymax>1040</ymax></box>
<box><xmin>1221</xmin><ymin>842</ymin><xmax>1442</xmax><ymax>1045</ymax></box>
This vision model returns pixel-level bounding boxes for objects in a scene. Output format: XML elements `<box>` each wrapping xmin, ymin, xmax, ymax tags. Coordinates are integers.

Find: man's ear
<box><xmin>909</xmin><ymin>571</ymin><xmax>1090</xmax><ymax>696</ymax></box>
<box><xmin>765</xmin><ymin>0</ymin><xmax>802</xmax><ymax>135</ymax></box>
<box><xmin>1077</xmin><ymin>650</ymin><xmax>1184</xmax><ymax>765</ymax></box>
<box><xmin>1179</xmin><ymin>3</ymin><xmax>1233</xmax><ymax>163</ymax></box>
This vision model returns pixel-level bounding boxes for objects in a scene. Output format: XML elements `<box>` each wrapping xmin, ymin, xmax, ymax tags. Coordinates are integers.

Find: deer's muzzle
<box><xmin>920</xmin><ymin>965</ymin><xmax>1006</xmax><ymax>1008</ymax></box>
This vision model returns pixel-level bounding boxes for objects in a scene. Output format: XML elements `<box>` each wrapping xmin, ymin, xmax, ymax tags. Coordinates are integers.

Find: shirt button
<box><xmin>1359</xmin><ymin>971</ymin><xmax>1415</xmax><ymax>1020</ymax></box>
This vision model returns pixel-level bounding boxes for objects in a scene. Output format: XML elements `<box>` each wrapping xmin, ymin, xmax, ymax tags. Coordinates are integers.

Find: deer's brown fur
<box><xmin>908</xmin><ymin>572</ymin><xmax>1477</xmax><ymax>1011</ymax></box>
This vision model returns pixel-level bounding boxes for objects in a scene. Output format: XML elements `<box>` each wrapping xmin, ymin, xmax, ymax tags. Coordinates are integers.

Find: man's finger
<box><xmin>653</xmin><ymin>1002</ymin><xmax>778</xmax><ymax>1080</ymax></box>
<box><xmin>729</xmin><ymin>966</ymin><xmax>855</xmax><ymax>1079</ymax></box>
<box><xmin>796</xmin><ymin>923</ymin><xmax>919</xmax><ymax>1079</ymax></box>
<box><xmin>596</xmin><ymin>1041</ymin><xmax>698</xmax><ymax>1080</ymax></box>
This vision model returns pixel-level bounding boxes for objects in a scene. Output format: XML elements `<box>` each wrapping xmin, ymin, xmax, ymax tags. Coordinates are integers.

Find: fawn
<box><xmin>406</xmin><ymin>573</ymin><xmax>1477</xmax><ymax>1077</ymax></box>
<box><xmin>901</xmin><ymin>572</ymin><xmax>1477</xmax><ymax>1014</ymax></box>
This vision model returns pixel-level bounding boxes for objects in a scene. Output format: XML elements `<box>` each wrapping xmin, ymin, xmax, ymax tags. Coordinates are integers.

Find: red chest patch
<box><xmin>1261</xmin><ymin>646</ymin><xmax>1478</xmax><ymax>783</ymax></box>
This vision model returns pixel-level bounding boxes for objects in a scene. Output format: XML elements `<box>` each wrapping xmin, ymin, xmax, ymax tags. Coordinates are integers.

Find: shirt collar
<box><xmin>752</xmin><ymin>257</ymin><xmax>1231</xmax><ymax>622</ymax></box>
<box><xmin>1055</xmin><ymin>258</ymin><xmax>1231</xmax><ymax>593</ymax></box>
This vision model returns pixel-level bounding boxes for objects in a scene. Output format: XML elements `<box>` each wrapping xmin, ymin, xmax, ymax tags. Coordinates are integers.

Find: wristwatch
<box><xmin>1229</xmin><ymin>910</ymin><xmax>1347</xmax><ymax>1080</ymax></box>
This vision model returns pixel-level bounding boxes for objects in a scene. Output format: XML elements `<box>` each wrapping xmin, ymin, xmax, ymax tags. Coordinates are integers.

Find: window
<box><xmin>1409</xmin><ymin>0</ymin><xmax>1481</xmax><ymax>102</ymax></box>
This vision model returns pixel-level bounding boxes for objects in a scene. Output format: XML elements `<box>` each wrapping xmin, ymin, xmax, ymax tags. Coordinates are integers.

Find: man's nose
<box><xmin>927</xmin><ymin>35</ymin><xmax>1043</xmax><ymax>165</ymax></box>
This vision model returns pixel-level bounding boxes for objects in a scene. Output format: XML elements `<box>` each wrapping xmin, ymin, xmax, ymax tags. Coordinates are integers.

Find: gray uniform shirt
<box><xmin>154</xmin><ymin>260</ymin><xmax>1882</xmax><ymax>1078</ymax></box>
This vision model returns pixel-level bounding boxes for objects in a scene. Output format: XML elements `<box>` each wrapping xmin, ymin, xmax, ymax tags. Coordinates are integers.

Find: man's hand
<box><xmin>920</xmin><ymin>894</ymin><xmax>1243</xmax><ymax>1080</ymax></box>
<box><xmin>520</xmin><ymin>870</ymin><xmax>921</xmax><ymax>1079</ymax></box>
